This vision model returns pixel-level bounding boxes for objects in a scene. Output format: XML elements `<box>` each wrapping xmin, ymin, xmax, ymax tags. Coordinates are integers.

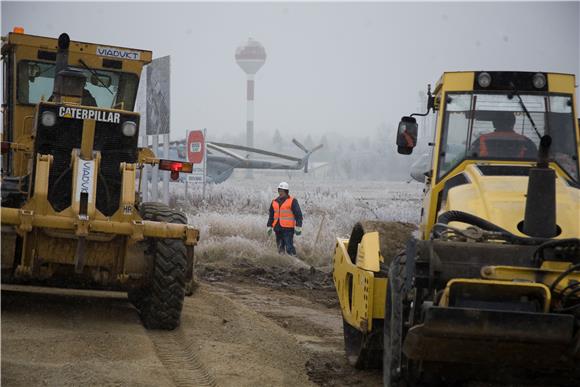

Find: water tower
<box><xmin>235</xmin><ymin>38</ymin><xmax>266</xmax><ymax>170</ymax></box>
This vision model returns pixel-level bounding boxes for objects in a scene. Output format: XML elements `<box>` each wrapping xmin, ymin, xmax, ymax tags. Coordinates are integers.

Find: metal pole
<box><xmin>139</xmin><ymin>68</ymin><xmax>149</xmax><ymax>203</ymax></box>
<box><xmin>202</xmin><ymin>128</ymin><xmax>207</xmax><ymax>201</ymax></box>
<box><xmin>141</xmin><ymin>132</ymin><xmax>149</xmax><ymax>202</ymax></box>
<box><xmin>184</xmin><ymin>130</ymin><xmax>189</xmax><ymax>201</ymax></box>
<box><xmin>246</xmin><ymin>74</ymin><xmax>254</xmax><ymax>179</ymax></box>
<box><xmin>162</xmin><ymin>56</ymin><xmax>170</xmax><ymax>205</ymax></box>
<box><xmin>152</xmin><ymin>134</ymin><xmax>159</xmax><ymax>201</ymax></box>
<box><xmin>163</xmin><ymin>133</ymin><xmax>169</xmax><ymax>204</ymax></box>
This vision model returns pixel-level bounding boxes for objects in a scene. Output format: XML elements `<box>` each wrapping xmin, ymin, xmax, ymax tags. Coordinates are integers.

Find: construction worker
<box><xmin>471</xmin><ymin>111</ymin><xmax>537</xmax><ymax>158</ymax></box>
<box><xmin>267</xmin><ymin>182</ymin><xmax>303</xmax><ymax>256</ymax></box>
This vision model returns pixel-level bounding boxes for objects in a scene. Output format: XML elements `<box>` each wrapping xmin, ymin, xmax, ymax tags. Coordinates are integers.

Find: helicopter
<box><xmin>156</xmin><ymin>138</ymin><xmax>324</xmax><ymax>183</ymax></box>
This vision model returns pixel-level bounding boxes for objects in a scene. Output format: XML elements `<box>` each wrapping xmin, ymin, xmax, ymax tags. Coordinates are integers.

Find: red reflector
<box><xmin>158</xmin><ymin>159</ymin><xmax>193</xmax><ymax>173</ymax></box>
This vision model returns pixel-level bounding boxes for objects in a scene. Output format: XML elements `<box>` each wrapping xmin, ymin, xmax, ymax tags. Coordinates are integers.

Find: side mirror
<box><xmin>396</xmin><ymin>116</ymin><xmax>418</xmax><ymax>155</ymax></box>
<box><xmin>90</xmin><ymin>73</ymin><xmax>112</xmax><ymax>88</ymax></box>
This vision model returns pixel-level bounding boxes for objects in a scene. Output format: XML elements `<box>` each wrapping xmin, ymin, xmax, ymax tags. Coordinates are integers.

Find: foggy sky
<box><xmin>2</xmin><ymin>2</ymin><xmax>579</xmax><ymax>143</ymax></box>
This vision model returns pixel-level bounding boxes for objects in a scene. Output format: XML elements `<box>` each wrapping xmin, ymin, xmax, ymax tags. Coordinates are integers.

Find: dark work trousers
<box><xmin>275</xmin><ymin>228</ymin><xmax>296</xmax><ymax>256</ymax></box>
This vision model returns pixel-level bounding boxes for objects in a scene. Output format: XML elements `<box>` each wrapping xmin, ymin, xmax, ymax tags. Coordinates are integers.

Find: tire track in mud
<box><xmin>148</xmin><ymin>328</ymin><xmax>216</xmax><ymax>387</ymax></box>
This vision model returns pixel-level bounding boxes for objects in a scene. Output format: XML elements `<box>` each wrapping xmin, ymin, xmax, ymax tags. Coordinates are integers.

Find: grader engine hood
<box><xmin>441</xmin><ymin>164</ymin><xmax>580</xmax><ymax>238</ymax></box>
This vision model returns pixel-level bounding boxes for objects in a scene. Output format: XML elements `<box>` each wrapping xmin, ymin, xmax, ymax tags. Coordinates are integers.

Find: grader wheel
<box><xmin>342</xmin><ymin>221</ymin><xmax>416</xmax><ymax>369</ymax></box>
<box><xmin>130</xmin><ymin>202</ymin><xmax>188</xmax><ymax>330</ymax></box>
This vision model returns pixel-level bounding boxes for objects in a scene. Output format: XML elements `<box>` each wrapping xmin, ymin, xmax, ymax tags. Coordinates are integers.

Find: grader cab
<box><xmin>1</xmin><ymin>30</ymin><xmax>198</xmax><ymax>330</ymax></box>
<box><xmin>333</xmin><ymin>71</ymin><xmax>580</xmax><ymax>385</ymax></box>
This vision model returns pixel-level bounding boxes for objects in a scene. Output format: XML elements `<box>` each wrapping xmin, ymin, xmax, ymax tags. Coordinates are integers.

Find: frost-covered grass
<box><xmin>169</xmin><ymin>172</ymin><xmax>422</xmax><ymax>268</ymax></box>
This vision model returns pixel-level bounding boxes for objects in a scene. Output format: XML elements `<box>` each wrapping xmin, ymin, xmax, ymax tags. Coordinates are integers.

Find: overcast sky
<box><xmin>2</xmin><ymin>1</ymin><xmax>579</xmax><ymax>143</ymax></box>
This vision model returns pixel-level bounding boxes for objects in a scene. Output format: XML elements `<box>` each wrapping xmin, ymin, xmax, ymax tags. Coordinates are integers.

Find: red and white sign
<box><xmin>187</xmin><ymin>130</ymin><xmax>205</xmax><ymax>164</ymax></box>
<box><xmin>186</xmin><ymin>129</ymin><xmax>207</xmax><ymax>184</ymax></box>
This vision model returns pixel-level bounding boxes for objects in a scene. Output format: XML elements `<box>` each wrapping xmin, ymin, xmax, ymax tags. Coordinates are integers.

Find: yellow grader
<box><xmin>1</xmin><ymin>30</ymin><xmax>198</xmax><ymax>330</ymax></box>
<box><xmin>333</xmin><ymin>71</ymin><xmax>580</xmax><ymax>385</ymax></box>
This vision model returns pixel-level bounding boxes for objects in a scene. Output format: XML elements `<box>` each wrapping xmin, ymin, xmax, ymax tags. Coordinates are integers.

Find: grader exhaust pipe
<box><xmin>53</xmin><ymin>32</ymin><xmax>85</xmax><ymax>102</ymax></box>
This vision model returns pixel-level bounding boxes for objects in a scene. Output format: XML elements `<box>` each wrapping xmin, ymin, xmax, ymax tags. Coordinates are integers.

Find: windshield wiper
<box><xmin>78</xmin><ymin>59</ymin><xmax>114</xmax><ymax>95</ymax></box>
<box><xmin>509</xmin><ymin>86</ymin><xmax>542</xmax><ymax>140</ymax></box>
<box><xmin>510</xmin><ymin>84</ymin><xmax>553</xmax><ymax>167</ymax></box>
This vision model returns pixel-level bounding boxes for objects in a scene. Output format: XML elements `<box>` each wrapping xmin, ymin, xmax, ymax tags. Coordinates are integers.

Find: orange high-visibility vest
<box><xmin>479</xmin><ymin>131</ymin><xmax>527</xmax><ymax>157</ymax></box>
<box><xmin>272</xmin><ymin>197</ymin><xmax>296</xmax><ymax>228</ymax></box>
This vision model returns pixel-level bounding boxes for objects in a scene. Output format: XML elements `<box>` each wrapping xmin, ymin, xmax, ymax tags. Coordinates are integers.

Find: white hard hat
<box><xmin>277</xmin><ymin>181</ymin><xmax>289</xmax><ymax>191</ymax></box>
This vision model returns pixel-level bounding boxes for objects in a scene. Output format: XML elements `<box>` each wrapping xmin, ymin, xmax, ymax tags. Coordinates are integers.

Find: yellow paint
<box><xmin>1</xmin><ymin>207</ymin><xmax>199</xmax><ymax>246</ymax></box>
<box><xmin>547</xmin><ymin>73</ymin><xmax>576</xmax><ymax>94</ymax></box>
<box><xmin>440</xmin><ymin>72</ymin><xmax>475</xmax><ymax>92</ymax></box>
<box><xmin>138</xmin><ymin>147</ymin><xmax>157</xmax><ymax>163</ymax></box>
<box><xmin>119</xmin><ymin>162</ymin><xmax>137</xmax><ymax>218</ymax></box>
<box><xmin>80</xmin><ymin>119</ymin><xmax>96</xmax><ymax>160</ymax></box>
<box><xmin>482</xmin><ymin>263</ymin><xmax>580</xmax><ymax>294</ymax></box>
<box><xmin>356</xmin><ymin>232</ymin><xmax>380</xmax><ymax>272</ymax></box>
<box><xmin>438</xmin><ymin>162</ymin><xmax>580</xmax><ymax>239</ymax></box>
<box><xmin>438</xmin><ymin>278</ymin><xmax>551</xmax><ymax>313</ymax></box>
<box><xmin>332</xmin><ymin>239</ymin><xmax>382</xmax><ymax>332</ymax></box>
<box><xmin>372</xmin><ymin>277</ymin><xmax>387</xmax><ymax>319</ymax></box>
<box><xmin>31</xmin><ymin>154</ymin><xmax>53</xmax><ymax>216</ymax></box>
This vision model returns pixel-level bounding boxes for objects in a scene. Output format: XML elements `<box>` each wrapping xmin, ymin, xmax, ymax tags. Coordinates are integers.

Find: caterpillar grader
<box><xmin>1</xmin><ymin>30</ymin><xmax>198</xmax><ymax>330</ymax></box>
<box><xmin>333</xmin><ymin>71</ymin><xmax>580</xmax><ymax>385</ymax></box>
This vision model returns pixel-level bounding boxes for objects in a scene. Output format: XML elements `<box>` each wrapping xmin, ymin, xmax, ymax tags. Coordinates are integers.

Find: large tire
<box><xmin>132</xmin><ymin>202</ymin><xmax>189</xmax><ymax>330</ymax></box>
<box><xmin>383</xmin><ymin>253</ymin><xmax>408</xmax><ymax>387</ymax></box>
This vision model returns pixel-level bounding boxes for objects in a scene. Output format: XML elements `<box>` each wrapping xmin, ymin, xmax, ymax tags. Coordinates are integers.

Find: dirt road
<box><xmin>203</xmin><ymin>265</ymin><xmax>381</xmax><ymax>386</ymax></box>
<box><xmin>1</xmin><ymin>266</ymin><xmax>381</xmax><ymax>387</ymax></box>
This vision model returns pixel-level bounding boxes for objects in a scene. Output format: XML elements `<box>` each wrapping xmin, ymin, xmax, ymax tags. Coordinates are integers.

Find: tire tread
<box><xmin>133</xmin><ymin>202</ymin><xmax>188</xmax><ymax>330</ymax></box>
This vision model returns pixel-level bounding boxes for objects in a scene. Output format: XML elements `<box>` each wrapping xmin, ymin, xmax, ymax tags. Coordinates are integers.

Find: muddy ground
<box><xmin>198</xmin><ymin>262</ymin><xmax>382</xmax><ymax>386</ymax></box>
<box><xmin>2</xmin><ymin>261</ymin><xmax>568</xmax><ymax>387</ymax></box>
<box><xmin>1</xmin><ymin>263</ymin><xmax>381</xmax><ymax>387</ymax></box>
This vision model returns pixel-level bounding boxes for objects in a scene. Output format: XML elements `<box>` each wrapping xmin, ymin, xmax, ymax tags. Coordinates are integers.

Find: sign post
<box><xmin>146</xmin><ymin>56</ymin><xmax>171</xmax><ymax>204</ymax></box>
<box><xmin>187</xmin><ymin>129</ymin><xmax>207</xmax><ymax>200</ymax></box>
<box><xmin>184</xmin><ymin>130</ymin><xmax>189</xmax><ymax>200</ymax></box>
<box><xmin>202</xmin><ymin>128</ymin><xmax>207</xmax><ymax>200</ymax></box>
<box><xmin>136</xmin><ymin>68</ymin><xmax>149</xmax><ymax>201</ymax></box>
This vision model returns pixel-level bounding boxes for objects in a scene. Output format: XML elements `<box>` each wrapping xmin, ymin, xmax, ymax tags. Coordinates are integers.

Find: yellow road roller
<box><xmin>333</xmin><ymin>71</ymin><xmax>580</xmax><ymax>385</ymax></box>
